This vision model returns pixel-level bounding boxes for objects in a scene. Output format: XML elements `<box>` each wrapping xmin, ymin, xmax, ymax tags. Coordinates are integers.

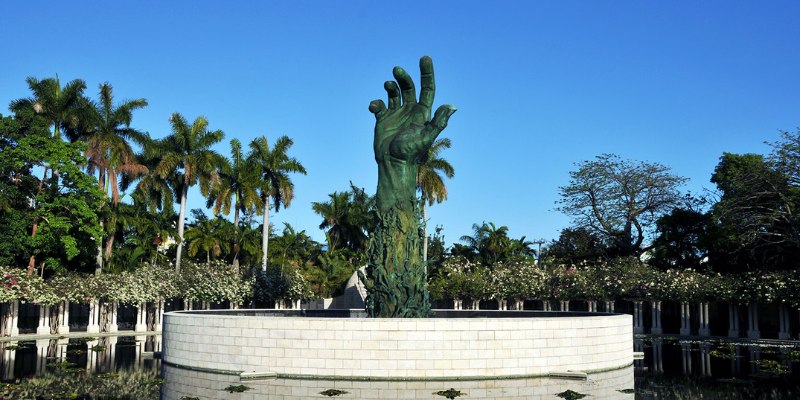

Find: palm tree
<box><xmin>271</xmin><ymin>223</ymin><xmax>322</xmax><ymax>270</ymax></box>
<box><xmin>112</xmin><ymin>200</ymin><xmax>175</xmax><ymax>267</ymax></box>
<box><xmin>185</xmin><ymin>217</ymin><xmax>230</xmax><ymax>264</ymax></box>
<box><xmin>79</xmin><ymin>83</ymin><xmax>148</xmax><ymax>273</ymax></box>
<box><xmin>237</xmin><ymin>223</ymin><xmax>264</xmax><ymax>267</ymax></box>
<box><xmin>247</xmin><ymin>135</ymin><xmax>306</xmax><ymax>271</ymax></box>
<box><xmin>126</xmin><ymin>138</ymin><xmax>176</xmax><ymax>214</ymax></box>
<box><xmin>418</xmin><ymin>138</ymin><xmax>455</xmax><ymax>262</ymax></box>
<box><xmin>10</xmin><ymin>75</ymin><xmax>91</xmax><ymax>274</ymax></box>
<box><xmin>206</xmin><ymin>139</ymin><xmax>262</xmax><ymax>272</ymax></box>
<box><xmin>149</xmin><ymin>113</ymin><xmax>225</xmax><ymax>272</ymax></box>
<box><xmin>311</xmin><ymin>184</ymin><xmax>373</xmax><ymax>253</ymax></box>
<box><xmin>9</xmin><ymin>75</ymin><xmax>87</xmax><ymax>140</ymax></box>
<box><xmin>460</xmin><ymin>222</ymin><xmax>512</xmax><ymax>266</ymax></box>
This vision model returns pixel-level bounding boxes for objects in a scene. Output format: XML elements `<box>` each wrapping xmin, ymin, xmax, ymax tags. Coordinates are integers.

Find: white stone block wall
<box><xmin>162</xmin><ymin>310</ymin><xmax>633</xmax><ymax>380</ymax></box>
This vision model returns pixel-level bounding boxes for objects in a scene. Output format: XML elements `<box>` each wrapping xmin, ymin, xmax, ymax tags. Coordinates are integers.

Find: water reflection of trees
<box><xmin>634</xmin><ymin>338</ymin><xmax>800</xmax><ymax>399</ymax></box>
<box><xmin>1</xmin><ymin>335</ymin><xmax>160</xmax><ymax>380</ymax></box>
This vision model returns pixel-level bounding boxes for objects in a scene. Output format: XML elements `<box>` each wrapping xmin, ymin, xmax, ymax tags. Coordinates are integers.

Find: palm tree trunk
<box><xmin>232</xmin><ymin>205</ymin><xmax>240</xmax><ymax>273</ymax></box>
<box><xmin>96</xmin><ymin>168</ymin><xmax>106</xmax><ymax>275</ymax></box>
<box><xmin>422</xmin><ymin>202</ymin><xmax>429</xmax><ymax>264</ymax></box>
<box><xmin>95</xmin><ymin>220</ymin><xmax>104</xmax><ymax>275</ymax></box>
<box><xmin>104</xmin><ymin>233</ymin><xmax>115</xmax><ymax>265</ymax></box>
<box><xmin>175</xmin><ymin>185</ymin><xmax>188</xmax><ymax>273</ymax></box>
<box><xmin>262</xmin><ymin>196</ymin><xmax>270</xmax><ymax>272</ymax></box>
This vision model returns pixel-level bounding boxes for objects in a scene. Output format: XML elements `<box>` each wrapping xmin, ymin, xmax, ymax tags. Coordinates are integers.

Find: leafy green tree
<box><xmin>0</xmin><ymin>114</ymin><xmax>103</xmax><ymax>274</ymax></box>
<box><xmin>78</xmin><ymin>83</ymin><xmax>148</xmax><ymax>272</ymax></box>
<box><xmin>770</xmin><ymin>128</ymin><xmax>800</xmax><ymax>187</ymax></box>
<box><xmin>247</xmin><ymin>135</ymin><xmax>306</xmax><ymax>271</ymax></box>
<box><xmin>709</xmin><ymin>152</ymin><xmax>800</xmax><ymax>272</ymax></box>
<box><xmin>207</xmin><ymin>139</ymin><xmax>262</xmax><ymax>271</ymax></box>
<box><xmin>8</xmin><ymin>76</ymin><xmax>92</xmax><ymax>273</ymax></box>
<box><xmin>650</xmin><ymin>205</ymin><xmax>713</xmax><ymax>271</ymax></box>
<box><xmin>543</xmin><ymin>227</ymin><xmax>609</xmax><ymax>266</ymax></box>
<box><xmin>557</xmin><ymin>154</ymin><xmax>687</xmax><ymax>258</ymax></box>
<box><xmin>148</xmin><ymin>113</ymin><xmax>225</xmax><ymax>272</ymax></box>
<box><xmin>417</xmin><ymin>137</ymin><xmax>454</xmax><ymax>262</ymax></box>
<box><xmin>0</xmin><ymin>114</ymin><xmax>49</xmax><ymax>266</ymax></box>
<box><xmin>425</xmin><ymin>225</ymin><xmax>447</xmax><ymax>277</ymax></box>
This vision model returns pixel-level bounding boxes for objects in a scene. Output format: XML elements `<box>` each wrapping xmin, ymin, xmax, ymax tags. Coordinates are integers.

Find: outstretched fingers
<box><xmin>393</xmin><ymin>66</ymin><xmax>417</xmax><ymax>106</ymax></box>
<box><xmin>384</xmin><ymin>81</ymin><xmax>401</xmax><ymax>109</ymax></box>
<box><xmin>418</xmin><ymin>56</ymin><xmax>435</xmax><ymax>112</ymax></box>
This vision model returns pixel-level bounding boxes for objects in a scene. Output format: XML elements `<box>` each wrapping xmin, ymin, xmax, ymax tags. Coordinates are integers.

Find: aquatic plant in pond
<box><xmin>556</xmin><ymin>389</ymin><xmax>587</xmax><ymax>400</ymax></box>
<box><xmin>223</xmin><ymin>384</ymin><xmax>252</xmax><ymax>393</ymax></box>
<box><xmin>433</xmin><ymin>388</ymin><xmax>465</xmax><ymax>399</ymax></box>
<box><xmin>320</xmin><ymin>389</ymin><xmax>348</xmax><ymax>397</ymax></box>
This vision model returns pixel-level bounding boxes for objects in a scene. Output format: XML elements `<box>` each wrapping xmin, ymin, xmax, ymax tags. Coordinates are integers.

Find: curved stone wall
<box><xmin>162</xmin><ymin>310</ymin><xmax>632</xmax><ymax>380</ymax></box>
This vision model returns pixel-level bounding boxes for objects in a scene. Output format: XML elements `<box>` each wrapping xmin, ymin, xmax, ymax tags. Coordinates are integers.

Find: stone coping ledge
<box><xmin>169</xmin><ymin>308</ymin><xmax>620</xmax><ymax>318</ymax></box>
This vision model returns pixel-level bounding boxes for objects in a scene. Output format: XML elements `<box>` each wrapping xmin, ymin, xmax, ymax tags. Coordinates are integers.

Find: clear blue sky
<box><xmin>2</xmin><ymin>1</ymin><xmax>799</xmax><ymax>246</ymax></box>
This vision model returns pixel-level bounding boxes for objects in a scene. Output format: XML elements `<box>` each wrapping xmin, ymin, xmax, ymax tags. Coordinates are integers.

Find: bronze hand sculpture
<box><xmin>362</xmin><ymin>56</ymin><xmax>456</xmax><ymax>317</ymax></box>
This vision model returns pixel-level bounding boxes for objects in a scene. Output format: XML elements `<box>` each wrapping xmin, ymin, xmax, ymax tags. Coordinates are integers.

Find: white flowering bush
<box><xmin>49</xmin><ymin>274</ymin><xmax>94</xmax><ymax>303</ymax></box>
<box><xmin>428</xmin><ymin>256</ymin><xmax>473</xmax><ymax>301</ymax></box>
<box><xmin>598</xmin><ymin>257</ymin><xmax>642</xmax><ymax>299</ymax></box>
<box><xmin>658</xmin><ymin>269</ymin><xmax>714</xmax><ymax>302</ymax></box>
<box><xmin>547</xmin><ymin>265</ymin><xmax>588</xmax><ymax>300</ymax></box>
<box><xmin>489</xmin><ymin>261</ymin><xmax>546</xmax><ymax>301</ymax></box>
<box><xmin>179</xmin><ymin>260</ymin><xmax>252</xmax><ymax>304</ymax></box>
<box><xmin>284</xmin><ymin>268</ymin><xmax>312</xmax><ymax>301</ymax></box>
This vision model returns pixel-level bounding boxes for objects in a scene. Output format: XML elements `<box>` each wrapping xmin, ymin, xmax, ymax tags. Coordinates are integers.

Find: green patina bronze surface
<box><xmin>361</xmin><ymin>56</ymin><xmax>456</xmax><ymax>318</ymax></box>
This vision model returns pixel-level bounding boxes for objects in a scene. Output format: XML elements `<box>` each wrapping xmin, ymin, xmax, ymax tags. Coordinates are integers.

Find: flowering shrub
<box><xmin>49</xmin><ymin>274</ymin><xmax>94</xmax><ymax>304</ymax></box>
<box><xmin>658</xmin><ymin>269</ymin><xmax>714</xmax><ymax>302</ymax></box>
<box><xmin>4</xmin><ymin>257</ymin><xmax>800</xmax><ymax>308</ymax></box>
<box><xmin>0</xmin><ymin>267</ymin><xmax>60</xmax><ymax>305</ymax></box>
<box><xmin>179</xmin><ymin>260</ymin><xmax>252</xmax><ymax>304</ymax></box>
<box><xmin>619</xmin><ymin>260</ymin><xmax>659</xmax><ymax>300</ymax></box>
<box><xmin>489</xmin><ymin>261</ymin><xmax>546</xmax><ymax>301</ymax></box>
<box><xmin>252</xmin><ymin>266</ymin><xmax>311</xmax><ymax>304</ymax></box>
<box><xmin>428</xmin><ymin>256</ymin><xmax>471</xmax><ymax>301</ymax></box>
<box><xmin>0</xmin><ymin>267</ymin><xmax>28</xmax><ymax>303</ymax></box>
<box><xmin>1</xmin><ymin>261</ymin><xmax>247</xmax><ymax>306</ymax></box>
<box><xmin>548</xmin><ymin>265</ymin><xmax>581</xmax><ymax>300</ymax></box>
<box><xmin>601</xmin><ymin>257</ymin><xmax>644</xmax><ymax>299</ymax></box>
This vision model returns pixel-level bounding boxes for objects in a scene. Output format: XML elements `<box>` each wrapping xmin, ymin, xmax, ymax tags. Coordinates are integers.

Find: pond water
<box><xmin>1</xmin><ymin>336</ymin><xmax>799</xmax><ymax>399</ymax></box>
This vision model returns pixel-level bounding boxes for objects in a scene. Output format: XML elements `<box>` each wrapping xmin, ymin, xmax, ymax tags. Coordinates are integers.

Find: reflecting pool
<box><xmin>2</xmin><ymin>336</ymin><xmax>800</xmax><ymax>399</ymax></box>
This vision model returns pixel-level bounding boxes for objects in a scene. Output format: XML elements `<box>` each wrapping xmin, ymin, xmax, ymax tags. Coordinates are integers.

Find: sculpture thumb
<box><xmin>428</xmin><ymin>104</ymin><xmax>457</xmax><ymax>134</ymax></box>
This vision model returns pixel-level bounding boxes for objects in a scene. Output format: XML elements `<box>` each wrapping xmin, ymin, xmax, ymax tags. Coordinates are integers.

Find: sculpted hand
<box><xmin>369</xmin><ymin>56</ymin><xmax>456</xmax><ymax>163</ymax></box>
